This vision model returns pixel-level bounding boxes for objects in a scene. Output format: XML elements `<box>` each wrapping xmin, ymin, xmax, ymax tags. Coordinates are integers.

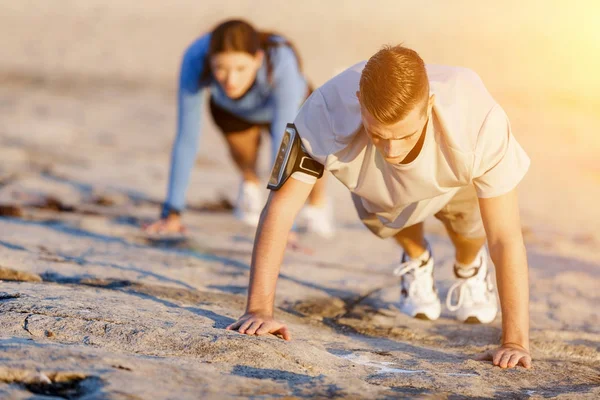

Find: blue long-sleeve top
<box><xmin>162</xmin><ymin>33</ymin><xmax>308</xmax><ymax>217</ymax></box>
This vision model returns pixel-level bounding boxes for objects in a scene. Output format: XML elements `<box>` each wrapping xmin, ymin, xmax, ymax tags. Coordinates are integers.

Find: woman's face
<box><xmin>210</xmin><ymin>51</ymin><xmax>264</xmax><ymax>99</ymax></box>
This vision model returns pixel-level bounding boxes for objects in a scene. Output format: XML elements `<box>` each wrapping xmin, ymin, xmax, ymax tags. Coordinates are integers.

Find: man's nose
<box><xmin>384</xmin><ymin>139</ymin><xmax>397</xmax><ymax>155</ymax></box>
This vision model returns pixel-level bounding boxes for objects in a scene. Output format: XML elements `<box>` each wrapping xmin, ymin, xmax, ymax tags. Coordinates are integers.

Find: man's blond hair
<box><xmin>359</xmin><ymin>45</ymin><xmax>429</xmax><ymax>124</ymax></box>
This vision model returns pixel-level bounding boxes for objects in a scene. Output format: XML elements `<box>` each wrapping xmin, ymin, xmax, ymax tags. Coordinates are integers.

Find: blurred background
<box><xmin>1</xmin><ymin>0</ymin><xmax>599</xmax><ymax>241</ymax></box>
<box><xmin>3</xmin><ymin>1</ymin><xmax>600</xmax><ymax>100</ymax></box>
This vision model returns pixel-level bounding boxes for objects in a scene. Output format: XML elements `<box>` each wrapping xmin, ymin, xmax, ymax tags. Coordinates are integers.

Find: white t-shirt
<box><xmin>293</xmin><ymin>62</ymin><xmax>530</xmax><ymax>229</ymax></box>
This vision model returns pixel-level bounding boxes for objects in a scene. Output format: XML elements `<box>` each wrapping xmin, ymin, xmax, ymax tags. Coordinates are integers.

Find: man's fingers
<box><xmin>278</xmin><ymin>325</ymin><xmax>291</xmax><ymax>341</ymax></box>
<box><xmin>238</xmin><ymin>319</ymin><xmax>256</xmax><ymax>334</ymax></box>
<box><xmin>519</xmin><ymin>355</ymin><xmax>532</xmax><ymax>369</ymax></box>
<box><xmin>244</xmin><ymin>321</ymin><xmax>263</xmax><ymax>335</ymax></box>
<box><xmin>225</xmin><ymin>317</ymin><xmax>290</xmax><ymax>340</ymax></box>
<box><xmin>492</xmin><ymin>350</ymin><xmax>504</xmax><ymax>366</ymax></box>
<box><xmin>255</xmin><ymin>323</ymin><xmax>272</xmax><ymax>336</ymax></box>
<box><xmin>477</xmin><ymin>348</ymin><xmax>532</xmax><ymax>369</ymax></box>
<box><xmin>499</xmin><ymin>352</ymin><xmax>512</xmax><ymax>368</ymax></box>
<box><xmin>226</xmin><ymin>318</ymin><xmax>245</xmax><ymax>331</ymax></box>
<box><xmin>507</xmin><ymin>353</ymin><xmax>521</xmax><ymax>368</ymax></box>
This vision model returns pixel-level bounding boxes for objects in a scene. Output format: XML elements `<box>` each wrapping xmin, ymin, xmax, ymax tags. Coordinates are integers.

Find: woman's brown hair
<box><xmin>200</xmin><ymin>19</ymin><xmax>302</xmax><ymax>85</ymax></box>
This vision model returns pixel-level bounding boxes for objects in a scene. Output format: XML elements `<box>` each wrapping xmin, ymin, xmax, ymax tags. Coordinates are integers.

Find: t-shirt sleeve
<box><xmin>472</xmin><ymin>105</ymin><xmax>531</xmax><ymax>198</ymax></box>
<box><xmin>293</xmin><ymin>88</ymin><xmax>338</xmax><ymax>166</ymax></box>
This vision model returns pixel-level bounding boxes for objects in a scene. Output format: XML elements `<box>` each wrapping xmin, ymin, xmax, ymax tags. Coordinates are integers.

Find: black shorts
<box><xmin>209</xmin><ymin>98</ymin><xmax>269</xmax><ymax>134</ymax></box>
<box><xmin>209</xmin><ymin>84</ymin><xmax>313</xmax><ymax>135</ymax></box>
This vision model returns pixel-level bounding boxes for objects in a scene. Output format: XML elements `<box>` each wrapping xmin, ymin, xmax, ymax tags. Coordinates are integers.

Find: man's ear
<box><xmin>427</xmin><ymin>94</ymin><xmax>435</xmax><ymax>116</ymax></box>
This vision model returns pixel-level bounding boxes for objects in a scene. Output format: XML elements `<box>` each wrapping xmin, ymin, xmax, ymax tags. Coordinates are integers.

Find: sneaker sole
<box><xmin>415</xmin><ymin>313</ymin><xmax>433</xmax><ymax>321</ymax></box>
<box><xmin>459</xmin><ymin>312</ymin><xmax>497</xmax><ymax>324</ymax></box>
<box><xmin>401</xmin><ymin>303</ymin><xmax>441</xmax><ymax>321</ymax></box>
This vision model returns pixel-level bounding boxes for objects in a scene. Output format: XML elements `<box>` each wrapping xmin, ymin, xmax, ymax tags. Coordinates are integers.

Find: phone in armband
<box><xmin>267</xmin><ymin>123</ymin><xmax>324</xmax><ymax>191</ymax></box>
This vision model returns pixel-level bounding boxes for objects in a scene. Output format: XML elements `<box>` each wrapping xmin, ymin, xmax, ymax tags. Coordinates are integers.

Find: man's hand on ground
<box><xmin>226</xmin><ymin>313</ymin><xmax>291</xmax><ymax>341</ymax></box>
<box><xmin>476</xmin><ymin>343</ymin><xmax>532</xmax><ymax>369</ymax></box>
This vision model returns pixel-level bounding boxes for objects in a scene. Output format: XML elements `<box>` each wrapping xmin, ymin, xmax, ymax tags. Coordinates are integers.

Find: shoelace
<box><xmin>393</xmin><ymin>258</ymin><xmax>431</xmax><ymax>299</ymax></box>
<box><xmin>446</xmin><ymin>260</ymin><xmax>490</xmax><ymax>312</ymax></box>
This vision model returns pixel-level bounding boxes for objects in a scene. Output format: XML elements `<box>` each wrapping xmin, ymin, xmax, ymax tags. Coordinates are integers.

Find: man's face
<box><xmin>211</xmin><ymin>51</ymin><xmax>264</xmax><ymax>99</ymax></box>
<box><xmin>359</xmin><ymin>94</ymin><xmax>434</xmax><ymax>164</ymax></box>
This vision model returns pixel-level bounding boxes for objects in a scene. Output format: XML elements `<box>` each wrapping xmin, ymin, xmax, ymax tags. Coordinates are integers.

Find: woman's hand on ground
<box><xmin>143</xmin><ymin>215</ymin><xmax>186</xmax><ymax>235</ymax></box>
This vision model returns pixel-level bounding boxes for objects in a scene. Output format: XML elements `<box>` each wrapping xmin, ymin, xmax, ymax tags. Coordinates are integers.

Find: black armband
<box><xmin>267</xmin><ymin>123</ymin><xmax>324</xmax><ymax>191</ymax></box>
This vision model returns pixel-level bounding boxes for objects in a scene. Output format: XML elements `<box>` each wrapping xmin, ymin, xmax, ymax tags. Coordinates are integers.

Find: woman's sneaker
<box><xmin>298</xmin><ymin>201</ymin><xmax>335</xmax><ymax>239</ymax></box>
<box><xmin>394</xmin><ymin>244</ymin><xmax>441</xmax><ymax>320</ymax></box>
<box><xmin>233</xmin><ymin>181</ymin><xmax>263</xmax><ymax>227</ymax></box>
<box><xmin>446</xmin><ymin>248</ymin><xmax>498</xmax><ymax>324</ymax></box>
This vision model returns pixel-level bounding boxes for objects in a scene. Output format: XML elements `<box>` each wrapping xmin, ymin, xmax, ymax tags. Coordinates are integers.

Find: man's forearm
<box><xmin>244</xmin><ymin>174</ymin><xmax>316</xmax><ymax>315</ymax></box>
<box><xmin>489</xmin><ymin>240</ymin><xmax>530</xmax><ymax>349</ymax></box>
<box><xmin>246</xmin><ymin>203</ymin><xmax>295</xmax><ymax>315</ymax></box>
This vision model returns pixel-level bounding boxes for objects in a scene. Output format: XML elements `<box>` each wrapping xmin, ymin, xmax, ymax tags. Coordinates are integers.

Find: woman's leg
<box><xmin>223</xmin><ymin>126</ymin><xmax>262</xmax><ymax>184</ymax></box>
<box><xmin>222</xmin><ymin>126</ymin><xmax>264</xmax><ymax>226</ymax></box>
<box><xmin>307</xmin><ymin>173</ymin><xmax>328</xmax><ymax>207</ymax></box>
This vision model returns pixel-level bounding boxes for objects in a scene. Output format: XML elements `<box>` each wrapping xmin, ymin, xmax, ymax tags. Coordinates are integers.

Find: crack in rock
<box><xmin>0</xmin><ymin>292</ymin><xmax>21</xmax><ymax>300</ymax></box>
<box><xmin>7</xmin><ymin>308</ymin><xmax>128</xmax><ymax>326</ymax></box>
<box><xmin>22</xmin><ymin>314</ymin><xmax>33</xmax><ymax>336</ymax></box>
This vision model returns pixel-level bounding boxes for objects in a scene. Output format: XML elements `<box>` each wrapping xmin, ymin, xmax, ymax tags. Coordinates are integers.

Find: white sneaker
<box><xmin>298</xmin><ymin>202</ymin><xmax>335</xmax><ymax>239</ymax></box>
<box><xmin>446</xmin><ymin>248</ymin><xmax>498</xmax><ymax>324</ymax></box>
<box><xmin>233</xmin><ymin>181</ymin><xmax>263</xmax><ymax>227</ymax></box>
<box><xmin>393</xmin><ymin>244</ymin><xmax>441</xmax><ymax>320</ymax></box>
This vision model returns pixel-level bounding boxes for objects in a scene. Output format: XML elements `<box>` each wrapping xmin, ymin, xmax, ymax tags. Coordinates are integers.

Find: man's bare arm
<box><xmin>226</xmin><ymin>177</ymin><xmax>314</xmax><ymax>340</ymax></box>
<box><xmin>478</xmin><ymin>188</ymin><xmax>532</xmax><ymax>368</ymax></box>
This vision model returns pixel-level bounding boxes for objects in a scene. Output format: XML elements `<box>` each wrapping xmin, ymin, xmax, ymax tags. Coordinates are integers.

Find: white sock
<box><xmin>407</xmin><ymin>249</ymin><xmax>430</xmax><ymax>262</ymax></box>
<box><xmin>455</xmin><ymin>248</ymin><xmax>484</xmax><ymax>271</ymax></box>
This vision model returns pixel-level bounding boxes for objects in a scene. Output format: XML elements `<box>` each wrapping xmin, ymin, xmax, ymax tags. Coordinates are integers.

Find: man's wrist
<box><xmin>501</xmin><ymin>332</ymin><xmax>530</xmax><ymax>351</ymax></box>
<box><xmin>246</xmin><ymin>302</ymin><xmax>274</xmax><ymax>317</ymax></box>
<box><xmin>502</xmin><ymin>341</ymin><xmax>529</xmax><ymax>349</ymax></box>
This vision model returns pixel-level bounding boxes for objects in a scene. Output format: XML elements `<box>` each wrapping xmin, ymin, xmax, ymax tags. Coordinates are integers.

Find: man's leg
<box><xmin>393</xmin><ymin>222</ymin><xmax>441</xmax><ymax>320</ymax></box>
<box><xmin>434</xmin><ymin>186</ymin><xmax>498</xmax><ymax>323</ymax></box>
<box><xmin>433</xmin><ymin>185</ymin><xmax>487</xmax><ymax>266</ymax></box>
<box><xmin>393</xmin><ymin>222</ymin><xmax>427</xmax><ymax>259</ymax></box>
<box><xmin>441</xmin><ymin>220</ymin><xmax>486</xmax><ymax>266</ymax></box>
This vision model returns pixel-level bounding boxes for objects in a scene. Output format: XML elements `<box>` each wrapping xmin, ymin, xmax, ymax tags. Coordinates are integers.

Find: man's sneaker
<box><xmin>446</xmin><ymin>247</ymin><xmax>498</xmax><ymax>324</ymax></box>
<box><xmin>233</xmin><ymin>181</ymin><xmax>263</xmax><ymax>227</ymax></box>
<box><xmin>393</xmin><ymin>243</ymin><xmax>441</xmax><ymax>320</ymax></box>
<box><xmin>298</xmin><ymin>202</ymin><xmax>335</xmax><ymax>239</ymax></box>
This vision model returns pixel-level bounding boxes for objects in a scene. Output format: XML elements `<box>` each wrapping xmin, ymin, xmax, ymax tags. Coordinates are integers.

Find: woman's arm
<box><xmin>161</xmin><ymin>35</ymin><xmax>211</xmax><ymax>218</ymax></box>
